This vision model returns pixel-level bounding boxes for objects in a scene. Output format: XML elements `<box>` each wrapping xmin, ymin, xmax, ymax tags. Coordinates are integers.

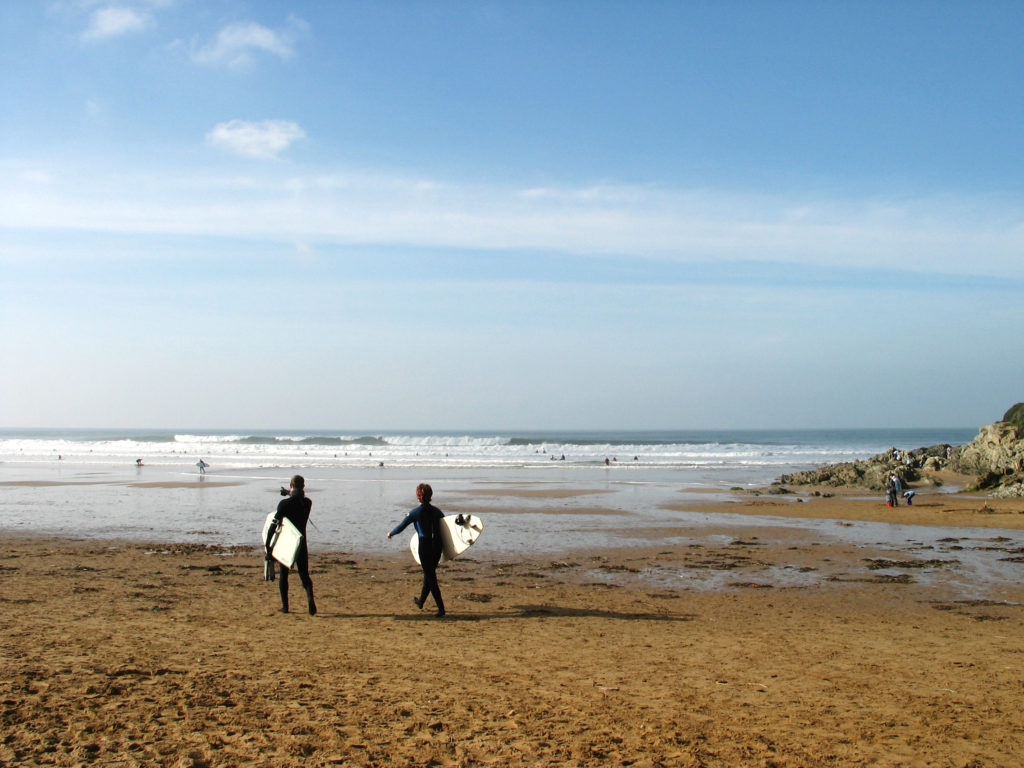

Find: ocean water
<box><xmin>5</xmin><ymin>426</ymin><xmax>1021</xmax><ymax>597</ymax></box>
<box><xmin>0</xmin><ymin>426</ymin><xmax>975</xmax><ymax>545</ymax></box>
<box><xmin>0</xmin><ymin>427</ymin><xmax>977</xmax><ymax>476</ymax></box>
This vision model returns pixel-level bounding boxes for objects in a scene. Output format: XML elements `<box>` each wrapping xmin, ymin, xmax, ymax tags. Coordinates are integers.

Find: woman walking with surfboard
<box><xmin>387</xmin><ymin>483</ymin><xmax>446</xmax><ymax>618</ymax></box>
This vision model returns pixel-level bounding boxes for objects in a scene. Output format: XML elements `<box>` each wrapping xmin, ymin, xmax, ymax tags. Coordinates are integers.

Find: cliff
<box><xmin>951</xmin><ymin>405</ymin><xmax>1024</xmax><ymax>497</ymax></box>
<box><xmin>774</xmin><ymin>403</ymin><xmax>1024</xmax><ymax>498</ymax></box>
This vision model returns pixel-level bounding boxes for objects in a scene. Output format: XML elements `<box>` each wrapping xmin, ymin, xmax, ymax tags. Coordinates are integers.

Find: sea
<box><xmin>5</xmin><ymin>426</ymin><xmax>1021</xmax><ymax>597</ymax></box>
<box><xmin>0</xmin><ymin>427</ymin><xmax>976</xmax><ymax>475</ymax></box>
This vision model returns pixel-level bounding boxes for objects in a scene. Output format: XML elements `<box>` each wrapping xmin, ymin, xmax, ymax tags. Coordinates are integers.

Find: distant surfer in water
<box><xmin>387</xmin><ymin>483</ymin><xmax>446</xmax><ymax>618</ymax></box>
<box><xmin>267</xmin><ymin>475</ymin><xmax>316</xmax><ymax>616</ymax></box>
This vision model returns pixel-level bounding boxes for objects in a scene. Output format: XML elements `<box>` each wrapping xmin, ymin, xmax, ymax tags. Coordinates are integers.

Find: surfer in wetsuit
<box><xmin>267</xmin><ymin>474</ymin><xmax>316</xmax><ymax>615</ymax></box>
<box><xmin>386</xmin><ymin>483</ymin><xmax>446</xmax><ymax>618</ymax></box>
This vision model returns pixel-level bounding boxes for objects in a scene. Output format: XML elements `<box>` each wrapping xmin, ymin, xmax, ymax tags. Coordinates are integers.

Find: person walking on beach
<box><xmin>267</xmin><ymin>475</ymin><xmax>316</xmax><ymax>615</ymax></box>
<box><xmin>891</xmin><ymin>473</ymin><xmax>903</xmax><ymax>501</ymax></box>
<box><xmin>387</xmin><ymin>483</ymin><xmax>446</xmax><ymax>618</ymax></box>
<box><xmin>197</xmin><ymin>459</ymin><xmax>208</xmax><ymax>474</ymax></box>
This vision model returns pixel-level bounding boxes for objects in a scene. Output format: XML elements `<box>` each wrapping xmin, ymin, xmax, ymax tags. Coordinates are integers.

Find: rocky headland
<box><xmin>774</xmin><ymin>403</ymin><xmax>1024</xmax><ymax>498</ymax></box>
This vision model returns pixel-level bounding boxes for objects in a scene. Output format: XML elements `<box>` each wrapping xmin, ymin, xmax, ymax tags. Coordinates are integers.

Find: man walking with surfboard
<box><xmin>387</xmin><ymin>483</ymin><xmax>446</xmax><ymax>618</ymax></box>
<box><xmin>268</xmin><ymin>475</ymin><xmax>316</xmax><ymax>616</ymax></box>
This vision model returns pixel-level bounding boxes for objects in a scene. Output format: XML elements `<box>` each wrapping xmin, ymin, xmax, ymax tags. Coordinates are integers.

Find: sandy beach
<box><xmin>3</xmin><ymin>485</ymin><xmax>1024</xmax><ymax>768</ymax></box>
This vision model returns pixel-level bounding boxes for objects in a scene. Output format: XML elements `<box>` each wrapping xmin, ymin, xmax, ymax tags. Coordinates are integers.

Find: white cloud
<box><xmin>205</xmin><ymin>120</ymin><xmax>306</xmax><ymax>159</ymax></box>
<box><xmin>81</xmin><ymin>5</ymin><xmax>148</xmax><ymax>41</ymax></box>
<box><xmin>3</xmin><ymin>162</ymin><xmax>1023</xmax><ymax>280</ymax></box>
<box><xmin>192</xmin><ymin>16</ymin><xmax>306</xmax><ymax>71</ymax></box>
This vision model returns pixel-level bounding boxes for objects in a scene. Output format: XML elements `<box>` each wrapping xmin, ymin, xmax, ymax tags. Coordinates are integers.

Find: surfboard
<box><xmin>262</xmin><ymin>511</ymin><xmax>304</xmax><ymax>568</ymax></box>
<box><xmin>410</xmin><ymin>514</ymin><xmax>483</xmax><ymax>564</ymax></box>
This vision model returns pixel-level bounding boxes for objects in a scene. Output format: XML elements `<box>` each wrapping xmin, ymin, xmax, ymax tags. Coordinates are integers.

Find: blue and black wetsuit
<box><xmin>268</xmin><ymin>491</ymin><xmax>315</xmax><ymax>615</ymax></box>
<box><xmin>390</xmin><ymin>502</ymin><xmax>445</xmax><ymax>615</ymax></box>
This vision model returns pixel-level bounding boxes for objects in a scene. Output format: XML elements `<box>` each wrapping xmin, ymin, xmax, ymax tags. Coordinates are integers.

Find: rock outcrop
<box><xmin>774</xmin><ymin>403</ymin><xmax>1024</xmax><ymax>497</ymax></box>
<box><xmin>775</xmin><ymin>443</ymin><xmax>952</xmax><ymax>492</ymax></box>
<box><xmin>951</xmin><ymin>404</ymin><xmax>1024</xmax><ymax>497</ymax></box>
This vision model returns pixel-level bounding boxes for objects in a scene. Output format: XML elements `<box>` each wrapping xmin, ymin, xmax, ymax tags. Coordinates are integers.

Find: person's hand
<box><xmin>386</xmin><ymin>532</ymin><xmax>392</xmax><ymax>540</ymax></box>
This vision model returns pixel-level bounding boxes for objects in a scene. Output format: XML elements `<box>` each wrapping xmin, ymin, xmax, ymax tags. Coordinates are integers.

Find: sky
<box><xmin>2</xmin><ymin>0</ymin><xmax>1023</xmax><ymax>431</ymax></box>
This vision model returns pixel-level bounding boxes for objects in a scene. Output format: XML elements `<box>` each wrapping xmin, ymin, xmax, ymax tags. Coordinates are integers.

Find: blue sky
<box><xmin>2</xmin><ymin>0</ymin><xmax>1023</xmax><ymax>430</ymax></box>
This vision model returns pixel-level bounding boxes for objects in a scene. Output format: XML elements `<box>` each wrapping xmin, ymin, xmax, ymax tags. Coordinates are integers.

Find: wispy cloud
<box><xmin>191</xmin><ymin>15</ymin><xmax>308</xmax><ymax>71</ymax></box>
<box><xmin>3</xmin><ymin>163</ymin><xmax>1023</xmax><ymax>280</ymax></box>
<box><xmin>81</xmin><ymin>5</ymin><xmax>148</xmax><ymax>42</ymax></box>
<box><xmin>205</xmin><ymin>120</ymin><xmax>306</xmax><ymax>159</ymax></box>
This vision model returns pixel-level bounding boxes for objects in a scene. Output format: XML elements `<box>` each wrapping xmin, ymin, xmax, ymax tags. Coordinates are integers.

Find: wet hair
<box><xmin>416</xmin><ymin>483</ymin><xmax>433</xmax><ymax>503</ymax></box>
<box><xmin>291</xmin><ymin>475</ymin><xmax>305</xmax><ymax>491</ymax></box>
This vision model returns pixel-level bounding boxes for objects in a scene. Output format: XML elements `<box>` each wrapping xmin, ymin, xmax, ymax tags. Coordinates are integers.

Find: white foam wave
<box><xmin>0</xmin><ymin>428</ymin><xmax>971</xmax><ymax>474</ymax></box>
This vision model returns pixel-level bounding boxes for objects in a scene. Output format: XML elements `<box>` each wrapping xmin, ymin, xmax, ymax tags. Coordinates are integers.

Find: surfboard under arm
<box><xmin>409</xmin><ymin>514</ymin><xmax>483</xmax><ymax>564</ymax></box>
<box><xmin>262</xmin><ymin>512</ymin><xmax>304</xmax><ymax>568</ymax></box>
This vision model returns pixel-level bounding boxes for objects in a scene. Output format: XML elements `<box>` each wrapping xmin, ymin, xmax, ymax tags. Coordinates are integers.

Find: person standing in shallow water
<box><xmin>387</xmin><ymin>483</ymin><xmax>446</xmax><ymax>618</ymax></box>
<box><xmin>267</xmin><ymin>474</ymin><xmax>316</xmax><ymax>615</ymax></box>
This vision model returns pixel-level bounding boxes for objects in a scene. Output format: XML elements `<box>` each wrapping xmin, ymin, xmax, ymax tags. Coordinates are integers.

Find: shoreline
<box><xmin>5</xmin><ymin>476</ymin><xmax>1024</xmax><ymax>599</ymax></box>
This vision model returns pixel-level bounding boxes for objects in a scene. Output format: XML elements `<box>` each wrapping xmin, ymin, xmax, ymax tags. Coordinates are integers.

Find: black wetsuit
<box><xmin>390</xmin><ymin>502</ymin><xmax>445</xmax><ymax>615</ymax></box>
<box><xmin>268</xmin><ymin>491</ymin><xmax>315</xmax><ymax>614</ymax></box>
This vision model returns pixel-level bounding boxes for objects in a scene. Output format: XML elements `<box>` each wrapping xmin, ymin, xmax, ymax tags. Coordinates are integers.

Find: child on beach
<box><xmin>386</xmin><ymin>483</ymin><xmax>446</xmax><ymax>618</ymax></box>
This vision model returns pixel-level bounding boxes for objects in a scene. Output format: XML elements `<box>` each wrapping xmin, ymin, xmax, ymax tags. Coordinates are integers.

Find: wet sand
<box><xmin>1</xmin><ymin>480</ymin><xmax>245</xmax><ymax>489</ymax></box>
<box><xmin>4</xmin><ymin>486</ymin><xmax>1024</xmax><ymax>768</ymax></box>
<box><xmin>671</xmin><ymin>477</ymin><xmax>1024</xmax><ymax>532</ymax></box>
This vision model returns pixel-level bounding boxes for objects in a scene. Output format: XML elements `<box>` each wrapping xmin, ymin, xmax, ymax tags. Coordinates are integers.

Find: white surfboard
<box><xmin>262</xmin><ymin>512</ymin><xmax>304</xmax><ymax>568</ymax></box>
<box><xmin>410</xmin><ymin>514</ymin><xmax>483</xmax><ymax>564</ymax></box>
